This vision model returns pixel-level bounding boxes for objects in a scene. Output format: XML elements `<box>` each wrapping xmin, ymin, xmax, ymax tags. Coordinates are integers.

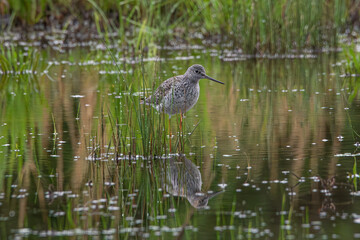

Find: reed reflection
<box><xmin>290</xmin><ymin>174</ymin><xmax>354</xmax><ymax>218</ymax></box>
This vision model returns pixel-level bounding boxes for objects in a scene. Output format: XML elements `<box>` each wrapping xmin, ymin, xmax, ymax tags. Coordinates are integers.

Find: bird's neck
<box><xmin>186</xmin><ymin>76</ymin><xmax>200</xmax><ymax>84</ymax></box>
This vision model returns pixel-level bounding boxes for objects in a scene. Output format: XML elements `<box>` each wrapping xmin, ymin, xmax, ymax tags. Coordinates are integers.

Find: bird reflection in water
<box><xmin>318</xmin><ymin>176</ymin><xmax>336</xmax><ymax>213</ymax></box>
<box><xmin>163</xmin><ymin>155</ymin><xmax>223</xmax><ymax>208</ymax></box>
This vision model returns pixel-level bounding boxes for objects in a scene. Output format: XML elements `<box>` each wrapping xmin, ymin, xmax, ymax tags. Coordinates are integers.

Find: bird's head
<box><xmin>188</xmin><ymin>190</ymin><xmax>224</xmax><ymax>208</ymax></box>
<box><xmin>186</xmin><ymin>64</ymin><xmax>224</xmax><ymax>84</ymax></box>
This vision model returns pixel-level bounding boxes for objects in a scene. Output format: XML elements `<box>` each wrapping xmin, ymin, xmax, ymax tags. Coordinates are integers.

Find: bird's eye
<box><xmin>195</xmin><ymin>70</ymin><xmax>199</xmax><ymax>73</ymax></box>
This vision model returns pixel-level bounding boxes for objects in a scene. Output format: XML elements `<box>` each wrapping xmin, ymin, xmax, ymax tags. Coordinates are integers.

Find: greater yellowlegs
<box><xmin>142</xmin><ymin>64</ymin><xmax>224</xmax><ymax>116</ymax></box>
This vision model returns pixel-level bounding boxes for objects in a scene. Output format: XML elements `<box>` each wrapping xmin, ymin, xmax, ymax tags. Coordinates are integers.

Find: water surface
<box><xmin>0</xmin><ymin>48</ymin><xmax>360</xmax><ymax>239</ymax></box>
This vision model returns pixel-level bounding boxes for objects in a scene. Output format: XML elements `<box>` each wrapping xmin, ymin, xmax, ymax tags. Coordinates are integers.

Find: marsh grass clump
<box><xmin>343</xmin><ymin>45</ymin><xmax>360</xmax><ymax>74</ymax></box>
<box><xmin>87</xmin><ymin>60</ymin><xmax>191</xmax><ymax>161</ymax></box>
<box><xmin>341</xmin><ymin>45</ymin><xmax>360</xmax><ymax>102</ymax></box>
<box><xmin>0</xmin><ymin>46</ymin><xmax>40</xmax><ymax>74</ymax></box>
<box><xmin>1</xmin><ymin>0</ymin><xmax>354</xmax><ymax>53</ymax></box>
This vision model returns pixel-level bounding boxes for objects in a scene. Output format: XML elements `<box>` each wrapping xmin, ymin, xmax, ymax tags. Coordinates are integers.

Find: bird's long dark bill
<box><xmin>204</xmin><ymin>75</ymin><xmax>224</xmax><ymax>84</ymax></box>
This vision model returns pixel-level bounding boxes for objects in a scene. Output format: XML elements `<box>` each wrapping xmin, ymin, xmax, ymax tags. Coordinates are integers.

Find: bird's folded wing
<box><xmin>147</xmin><ymin>76</ymin><xmax>181</xmax><ymax>105</ymax></box>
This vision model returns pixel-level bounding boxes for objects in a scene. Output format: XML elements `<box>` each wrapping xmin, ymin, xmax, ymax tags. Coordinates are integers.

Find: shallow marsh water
<box><xmin>0</xmin><ymin>47</ymin><xmax>360</xmax><ymax>239</ymax></box>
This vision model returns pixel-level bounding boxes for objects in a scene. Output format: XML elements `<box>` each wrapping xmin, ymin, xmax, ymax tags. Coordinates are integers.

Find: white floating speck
<box><xmin>168</xmin><ymin>208</ymin><xmax>176</xmax><ymax>213</ymax></box>
<box><xmin>335</xmin><ymin>153</ymin><xmax>360</xmax><ymax>157</ymax></box>
<box><xmin>108</xmin><ymin>206</ymin><xmax>120</xmax><ymax>211</ymax></box>
<box><xmin>70</xmin><ymin>95</ymin><xmax>85</xmax><ymax>98</ymax></box>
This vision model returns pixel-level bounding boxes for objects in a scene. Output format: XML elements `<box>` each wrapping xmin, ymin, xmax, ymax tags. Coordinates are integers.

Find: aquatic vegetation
<box><xmin>0</xmin><ymin>46</ymin><xmax>40</xmax><ymax>74</ymax></box>
<box><xmin>1</xmin><ymin>0</ymin><xmax>353</xmax><ymax>53</ymax></box>
<box><xmin>344</xmin><ymin>45</ymin><xmax>360</xmax><ymax>74</ymax></box>
<box><xmin>342</xmin><ymin>45</ymin><xmax>360</xmax><ymax>102</ymax></box>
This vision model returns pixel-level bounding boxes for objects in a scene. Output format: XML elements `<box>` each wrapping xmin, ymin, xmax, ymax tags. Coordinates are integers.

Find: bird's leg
<box><xmin>180</xmin><ymin>112</ymin><xmax>183</xmax><ymax>132</ymax></box>
<box><xmin>178</xmin><ymin>112</ymin><xmax>183</xmax><ymax>152</ymax></box>
<box><xmin>169</xmin><ymin>116</ymin><xmax>171</xmax><ymax>153</ymax></box>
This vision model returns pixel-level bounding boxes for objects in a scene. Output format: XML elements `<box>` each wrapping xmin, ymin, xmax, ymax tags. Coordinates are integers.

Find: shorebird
<box><xmin>163</xmin><ymin>155</ymin><xmax>223</xmax><ymax>208</ymax></box>
<box><xmin>142</xmin><ymin>64</ymin><xmax>224</xmax><ymax>117</ymax></box>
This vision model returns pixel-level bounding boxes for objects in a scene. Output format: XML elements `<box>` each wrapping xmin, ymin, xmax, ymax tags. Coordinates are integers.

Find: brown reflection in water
<box><xmin>53</xmin><ymin>66</ymin><xmax>65</xmax><ymax>192</ymax></box>
<box><xmin>11</xmin><ymin>64</ymin><xmax>98</xmax><ymax>230</ymax></box>
<box><xmin>18</xmin><ymin>135</ymin><xmax>48</xmax><ymax>228</ymax></box>
<box><xmin>71</xmin><ymin>69</ymin><xmax>98</xmax><ymax>191</ymax></box>
<box><xmin>44</xmin><ymin>64</ymin><xmax>99</xmax><ymax>191</ymax></box>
